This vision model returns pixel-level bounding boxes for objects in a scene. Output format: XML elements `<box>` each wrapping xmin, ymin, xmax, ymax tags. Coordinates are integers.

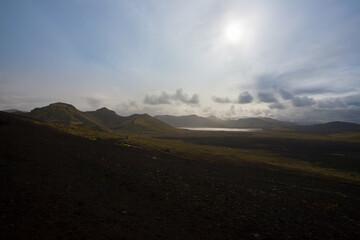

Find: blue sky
<box><xmin>1</xmin><ymin>0</ymin><xmax>360</xmax><ymax>123</ymax></box>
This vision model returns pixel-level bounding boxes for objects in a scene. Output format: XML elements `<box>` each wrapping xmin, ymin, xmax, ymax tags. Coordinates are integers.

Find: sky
<box><xmin>1</xmin><ymin>0</ymin><xmax>360</xmax><ymax>123</ymax></box>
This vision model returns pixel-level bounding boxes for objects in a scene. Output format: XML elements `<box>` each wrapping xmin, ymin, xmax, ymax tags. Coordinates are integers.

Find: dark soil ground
<box><xmin>161</xmin><ymin>135</ymin><xmax>360</xmax><ymax>172</ymax></box>
<box><xmin>1</xmin><ymin>112</ymin><xmax>360</xmax><ymax>239</ymax></box>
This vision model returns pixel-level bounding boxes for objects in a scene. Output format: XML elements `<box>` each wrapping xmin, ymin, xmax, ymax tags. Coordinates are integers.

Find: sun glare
<box><xmin>224</xmin><ymin>22</ymin><xmax>242</xmax><ymax>44</ymax></box>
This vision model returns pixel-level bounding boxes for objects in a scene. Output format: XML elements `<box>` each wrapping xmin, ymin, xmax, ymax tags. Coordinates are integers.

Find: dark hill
<box><xmin>207</xmin><ymin>115</ymin><xmax>223</xmax><ymax>122</ymax></box>
<box><xmin>24</xmin><ymin>103</ymin><xmax>175</xmax><ymax>133</ymax></box>
<box><xmin>28</xmin><ymin>102</ymin><xmax>104</xmax><ymax>127</ymax></box>
<box><xmin>85</xmin><ymin>107</ymin><xmax>126</xmax><ymax>129</ymax></box>
<box><xmin>86</xmin><ymin>108</ymin><xmax>175</xmax><ymax>133</ymax></box>
<box><xmin>13</xmin><ymin>103</ymin><xmax>360</xmax><ymax>134</ymax></box>
<box><xmin>228</xmin><ymin>117</ymin><xmax>297</xmax><ymax>129</ymax></box>
<box><xmin>155</xmin><ymin>115</ymin><xmax>296</xmax><ymax>129</ymax></box>
<box><xmin>297</xmin><ymin>121</ymin><xmax>360</xmax><ymax>134</ymax></box>
<box><xmin>2</xmin><ymin>109</ymin><xmax>18</xmax><ymax>113</ymax></box>
<box><xmin>115</xmin><ymin>114</ymin><xmax>175</xmax><ymax>133</ymax></box>
<box><xmin>155</xmin><ymin>114</ymin><xmax>226</xmax><ymax>128</ymax></box>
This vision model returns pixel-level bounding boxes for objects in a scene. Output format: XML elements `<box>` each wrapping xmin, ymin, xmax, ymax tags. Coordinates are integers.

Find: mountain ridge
<box><xmin>23</xmin><ymin>102</ymin><xmax>175</xmax><ymax>133</ymax></box>
<box><xmin>155</xmin><ymin>114</ymin><xmax>298</xmax><ymax>129</ymax></box>
<box><xmin>154</xmin><ymin>114</ymin><xmax>360</xmax><ymax>133</ymax></box>
<box><xmin>29</xmin><ymin>102</ymin><xmax>105</xmax><ymax>127</ymax></box>
<box><xmin>5</xmin><ymin>102</ymin><xmax>360</xmax><ymax>134</ymax></box>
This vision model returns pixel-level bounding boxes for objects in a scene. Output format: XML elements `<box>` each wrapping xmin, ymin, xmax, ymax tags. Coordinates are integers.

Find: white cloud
<box><xmin>292</xmin><ymin>96</ymin><xmax>316</xmax><ymax>107</ymax></box>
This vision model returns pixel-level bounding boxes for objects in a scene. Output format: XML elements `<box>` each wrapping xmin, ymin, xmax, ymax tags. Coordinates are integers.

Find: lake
<box><xmin>178</xmin><ymin>127</ymin><xmax>262</xmax><ymax>132</ymax></box>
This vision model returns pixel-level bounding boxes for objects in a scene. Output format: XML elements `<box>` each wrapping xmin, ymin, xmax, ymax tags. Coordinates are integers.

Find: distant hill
<box><xmin>155</xmin><ymin>114</ymin><xmax>296</xmax><ymax>129</ymax></box>
<box><xmin>24</xmin><ymin>102</ymin><xmax>175</xmax><ymax>133</ymax></box>
<box><xmin>85</xmin><ymin>107</ymin><xmax>126</xmax><ymax>129</ymax></box>
<box><xmin>28</xmin><ymin>103</ymin><xmax>104</xmax><ymax>127</ymax></box>
<box><xmin>297</xmin><ymin>121</ymin><xmax>360</xmax><ymax>134</ymax></box>
<box><xmin>9</xmin><ymin>103</ymin><xmax>360</xmax><ymax>134</ymax></box>
<box><xmin>155</xmin><ymin>115</ymin><xmax>226</xmax><ymax>128</ymax></box>
<box><xmin>207</xmin><ymin>115</ymin><xmax>223</xmax><ymax>122</ymax></box>
<box><xmin>86</xmin><ymin>108</ymin><xmax>174</xmax><ymax>133</ymax></box>
<box><xmin>2</xmin><ymin>109</ymin><xmax>19</xmax><ymax>113</ymax></box>
<box><xmin>227</xmin><ymin>117</ymin><xmax>297</xmax><ymax>129</ymax></box>
<box><xmin>114</xmin><ymin>114</ymin><xmax>175</xmax><ymax>133</ymax></box>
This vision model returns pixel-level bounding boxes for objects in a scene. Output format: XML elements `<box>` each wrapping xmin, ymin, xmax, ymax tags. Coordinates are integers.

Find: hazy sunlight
<box><xmin>224</xmin><ymin>21</ymin><xmax>243</xmax><ymax>44</ymax></box>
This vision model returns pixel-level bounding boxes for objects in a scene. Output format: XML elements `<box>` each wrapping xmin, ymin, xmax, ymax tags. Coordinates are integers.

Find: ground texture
<box><xmin>1</xmin><ymin>113</ymin><xmax>359</xmax><ymax>239</ymax></box>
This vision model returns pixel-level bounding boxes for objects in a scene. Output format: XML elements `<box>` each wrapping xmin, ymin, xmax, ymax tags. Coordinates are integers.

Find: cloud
<box><xmin>116</xmin><ymin>100</ymin><xmax>165</xmax><ymax>116</ymax></box>
<box><xmin>174</xmin><ymin>89</ymin><xmax>199</xmax><ymax>104</ymax></box>
<box><xmin>0</xmin><ymin>95</ymin><xmax>6</xmax><ymax>104</ymax></box>
<box><xmin>258</xmin><ymin>92</ymin><xmax>278</xmax><ymax>103</ymax></box>
<box><xmin>255</xmin><ymin>65</ymin><xmax>359</xmax><ymax>101</ymax></box>
<box><xmin>117</xmin><ymin>100</ymin><xmax>140</xmax><ymax>114</ymax></box>
<box><xmin>144</xmin><ymin>92</ymin><xmax>172</xmax><ymax>105</ymax></box>
<box><xmin>144</xmin><ymin>89</ymin><xmax>199</xmax><ymax>105</ymax></box>
<box><xmin>212</xmin><ymin>96</ymin><xmax>232</xmax><ymax>104</ymax></box>
<box><xmin>279</xmin><ymin>89</ymin><xmax>293</xmax><ymax>100</ymax></box>
<box><xmin>238</xmin><ymin>91</ymin><xmax>254</xmax><ymax>104</ymax></box>
<box><xmin>225</xmin><ymin>105</ymin><xmax>236</xmax><ymax>117</ymax></box>
<box><xmin>268</xmin><ymin>102</ymin><xmax>285</xmax><ymax>109</ymax></box>
<box><xmin>293</xmin><ymin>108</ymin><xmax>360</xmax><ymax>124</ymax></box>
<box><xmin>317</xmin><ymin>98</ymin><xmax>346</xmax><ymax>109</ymax></box>
<box><xmin>212</xmin><ymin>91</ymin><xmax>254</xmax><ymax>104</ymax></box>
<box><xmin>85</xmin><ymin>96</ymin><xmax>104</xmax><ymax>109</ymax></box>
<box><xmin>344</xmin><ymin>94</ymin><xmax>360</xmax><ymax>106</ymax></box>
<box><xmin>292</xmin><ymin>96</ymin><xmax>316</xmax><ymax>107</ymax></box>
<box><xmin>0</xmin><ymin>95</ymin><xmax>54</xmax><ymax>112</ymax></box>
<box><xmin>315</xmin><ymin>94</ymin><xmax>360</xmax><ymax>110</ymax></box>
<box><xmin>293</xmin><ymin>88</ymin><xmax>335</xmax><ymax>95</ymax></box>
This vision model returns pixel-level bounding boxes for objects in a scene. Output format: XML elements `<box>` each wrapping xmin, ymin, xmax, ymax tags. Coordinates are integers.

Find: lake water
<box><xmin>178</xmin><ymin>127</ymin><xmax>262</xmax><ymax>132</ymax></box>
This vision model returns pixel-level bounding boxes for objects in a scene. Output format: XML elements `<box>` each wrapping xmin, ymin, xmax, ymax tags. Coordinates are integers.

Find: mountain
<box><xmin>207</xmin><ymin>115</ymin><xmax>223</xmax><ymax>122</ymax></box>
<box><xmin>85</xmin><ymin>107</ymin><xmax>126</xmax><ymax>129</ymax></box>
<box><xmin>28</xmin><ymin>102</ymin><xmax>105</xmax><ymax>127</ymax></box>
<box><xmin>227</xmin><ymin>117</ymin><xmax>297</xmax><ymax>129</ymax></box>
<box><xmin>24</xmin><ymin>102</ymin><xmax>175</xmax><ymax>133</ymax></box>
<box><xmin>155</xmin><ymin>114</ymin><xmax>296</xmax><ymax>129</ymax></box>
<box><xmin>155</xmin><ymin>114</ymin><xmax>225</xmax><ymax>128</ymax></box>
<box><xmin>86</xmin><ymin>108</ymin><xmax>175</xmax><ymax>133</ymax></box>
<box><xmin>297</xmin><ymin>121</ymin><xmax>360</xmax><ymax>134</ymax></box>
<box><xmin>114</xmin><ymin>114</ymin><xmax>175</xmax><ymax>133</ymax></box>
<box><xmin>11</xmin><ymin>103</ymin><xmax>360</xmax><ymax>134</ymax></box>
<box><xmin>2</xmin><ymin>109</ymin><xmax>19</xmax><ymax>113</ymax></box>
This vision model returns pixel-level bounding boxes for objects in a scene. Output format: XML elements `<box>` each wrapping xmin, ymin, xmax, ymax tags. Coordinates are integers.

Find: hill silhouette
<box><xmin>29</xmin><ymin>102</ymin><xmax>104</xmax><ymax>126</ymax></box>
<box><xmin>9</xmin><ymin>102</ymin><xmax>360</xmax><ymax>134</ymax></box>
<box><xmin>114</xmin><ymin>113</ymin><xmax>175</xmax><ymax>133</ymax></box>
<box><xmin>227</xmin><ymin>117</ymin><xmax>297</xmax><ymax>129</ymax></box>
<box><xmin>85</xmin><ymin>107</ymin><xmax>126</xmax><ymax>129</ymax></box>
<box><xmin>26</xmin><ymin>102</ymin><xmax>175</xmax><ymax>133</ymax></box>
<box><xmin>155</xmin><ymin>114</ymin><xmax>360</xmax><ymax>133</ymax></box>
<box><xmin>297</xmin><ymin>121</ymin><xmax>360</xmax><ymax>134</ymax></box>
<box><xmin>155</xmin><ymin>114</ymin><xmax>297</xmax><ymax>129</ymax></box>
<box><xmin>155</xmin><ymin>114</ymin><xmax>225</xmax><ymax>128</ymax></box>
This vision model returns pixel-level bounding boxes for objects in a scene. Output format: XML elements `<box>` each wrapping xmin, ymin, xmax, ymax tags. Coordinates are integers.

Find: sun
<box><xmin>224</xmin><ymin>21</ymin><xmax>243</xmax><ymax>44</ymax></box>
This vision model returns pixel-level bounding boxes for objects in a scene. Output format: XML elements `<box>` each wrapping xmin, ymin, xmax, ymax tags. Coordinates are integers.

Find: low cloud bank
<box><xmin>144</xmin><ymin>89</ymin><xmax>199</xmax><ymax>105</ymax></box>
<box><xmin>258</xmin><ymin>92</ymin><xmax>278</xmax><ymax>103</ymax></box>
<box><xmin>212</xmin><ymin>96</ymin><xmax>232</xmax><ymax>104</ymax></box>
<box><xmin>238</xmin><ymin>91</ymin><xmax>254</xmax><ymax>104</ymax></box>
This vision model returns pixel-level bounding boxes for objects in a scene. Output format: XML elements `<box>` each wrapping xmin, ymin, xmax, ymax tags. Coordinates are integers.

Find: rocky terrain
<box><xmin>1</xmin><ymin>112</ymin><xmax>360</xmax><ymax>239</ymax></box>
